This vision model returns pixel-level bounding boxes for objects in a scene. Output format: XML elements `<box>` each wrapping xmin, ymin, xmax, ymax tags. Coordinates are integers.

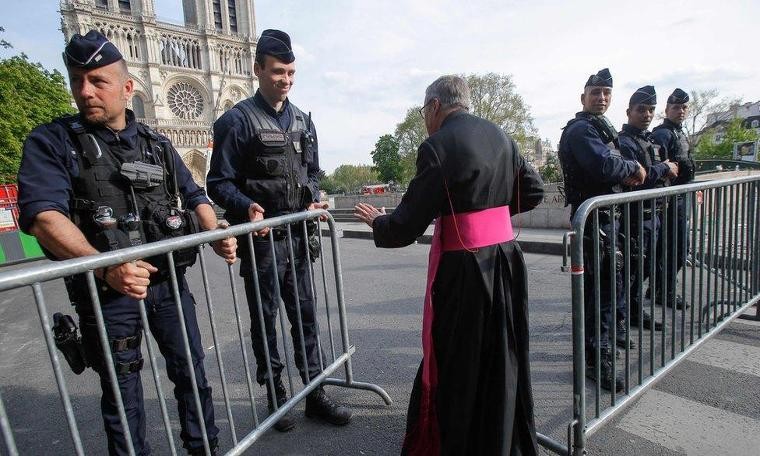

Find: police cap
<box><xmin>63</xmin><ymin>30</ymin><xmax>123</xmax><ymax>70</ymax></box>
<box><xmin>585</xmin><ymin>68</ymin><xmax>613</xmax><ymax>88</ymax></box>
<box><xmin>256</xmin><ymin>29</ymin><xmax>295</xmax><ymax>64</ymax></box>
<box><xmin>629</xmin><ymin>85</ymin><xmax>657</xmax><ymax>106</ymax></box>
<box><xmin>667</xmin><ymin>88</ymin><xmax>689</xmax><ymax>104</ymax></box>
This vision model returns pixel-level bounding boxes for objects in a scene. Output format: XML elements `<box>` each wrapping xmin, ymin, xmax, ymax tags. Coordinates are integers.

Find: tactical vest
<box><xmin>653</xmin><ymin>122</ymin><xmax>695</xmax><ymax>184</ymax></box>
<box><xmin>62</xmin><ymin>117</ymin><xmax>199</xmax><ymax>287</ymax></box>
<box><xmin>233</xmin><ymin>98</ymin><xmax>315</xmax><ymax>220</ymax></box>
<box><xmin>619</xmin><ymin>130</ymin><xmax>668</xmax><ymax>189</ymax></box>
<box><xmin>559</xmin><ymin>114</ymin><xmax>624</xmax><ymax>212</ymax></box>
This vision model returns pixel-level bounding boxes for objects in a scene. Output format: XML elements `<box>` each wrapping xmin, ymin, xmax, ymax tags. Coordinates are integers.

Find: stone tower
<box><xmin>59</xmin><ymin>0</ymin><xmax>259</xmax><ymax>184</ymax></box>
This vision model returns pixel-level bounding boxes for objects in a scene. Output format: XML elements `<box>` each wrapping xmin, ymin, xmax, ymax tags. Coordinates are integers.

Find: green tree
<box><xmin>0</xmin><ymin>53</ymin><xmax>73</xmax><ymax>182</ymax></box>
<box><xmin>330</xmin><ymin>164</ymin><xmax>379</xmax><ymax>194</ymax></box>
<box><xmin>683</xmin><ymin>89</ymin><xmax>741</xmax><ymax>146</ymax></box>
<box><xmin>466</xmin><ymin>73</ymin><xmax>537</xmax><ymax>148</ymax></box>
<box><xmin>694</xmin><ymin>118</ymin><xmax>759</xmax><ymax>159</ymax></box>
<box><xmin>538</xmin><ymin>153</ymin><xmax>562</xmax><ymax>183</ymax></box>
<box><xmin>370</xmin><ymin>134</ymin><xmax>402</xmax><ymax>184</ymax></box>
<box><xmin>391</xmin><ymin>73</ymin><xmax>537</xmax><ymax>185</ymax></box>
<box><xmin>0</xmin><ymin>27</ymin><xmax>12</xmax><ymax>50</ymax></box>
<box><xmin>393</xmin><ymin>106</ymin><xmax>428</xmax><ymax>185</ymax></box>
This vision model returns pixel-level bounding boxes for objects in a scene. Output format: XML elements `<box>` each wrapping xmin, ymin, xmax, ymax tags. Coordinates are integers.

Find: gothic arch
<box><xmin>181</xmin><ymin>149</ymin><xmax>209</xmax><ymax>185</ymax></box>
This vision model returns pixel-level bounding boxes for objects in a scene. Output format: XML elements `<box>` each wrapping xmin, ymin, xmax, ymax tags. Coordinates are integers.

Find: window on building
<box><xmin>228</xmin><ymin>0</ymin><xmax>238</xmax><ymax>33</ymax></box>
<box><xmin>212</xmin><ymin>0</ymin><xmax>223</xmax><ymax>31</ymax></box>
<box><xmin>95</xmin><ymin>0</ymin><xmax>108</xmax><ymax>9</ymax></box>
<box><xmin>119</xmin><ymin>0</ymin><xmax>131</xmax><ymax>14</ymax></box>
<box><xmin>132</xmin><ymin>95</ymin><xmax>146</xmax><ymax>119</ymax></box>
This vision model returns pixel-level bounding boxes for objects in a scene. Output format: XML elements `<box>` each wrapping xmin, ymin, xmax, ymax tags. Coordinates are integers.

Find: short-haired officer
<box><xmin>618</xmin><ymin>85</ymin><xmax>677</xmax><ymax>338</ymax></box>
<box><xmin>652</xmin><ymin>89</ymin><xmax>695</xmax><ymax>310</ymax></box>
<box><xmin>558</xmin><ymin>68</ymin><xmax>646</xmax><ymax>392</ymax></box>
<box><xmin>18</xmin><ymin>30</ymin><xmax>235</xmax><ymax>455</ymax></box>
<box><xmin>207</xmin><ymin>29</ymin><xmax>351</xmax><ymax>432</ymax></box>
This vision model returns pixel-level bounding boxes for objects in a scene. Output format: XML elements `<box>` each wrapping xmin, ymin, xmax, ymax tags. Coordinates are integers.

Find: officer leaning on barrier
<box><xmin>17</xmin><ymin>31</ymin><xmax>236</xmax><ymax>456</ymax></box>
<box><xmin>618</xmin><ymin>86</ymin><xmax>678</xmax><ymax>337</ymax></box>
<box><xmin>207</xmin><ymin>29</ymin><xmax>351</xmax><ymax>433</ymax></box>
<box><xmin>652</xmin><ymin>88</ymin><xmax>695</xmax><ymax>310</ymax></box>
<box><xmin>558</xmin><ymin>68</ymin><xmax>646</xmax><ymax>392</ymax></box>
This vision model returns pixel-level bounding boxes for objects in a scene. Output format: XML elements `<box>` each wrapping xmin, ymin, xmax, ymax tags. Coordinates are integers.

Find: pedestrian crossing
<box><xmin>587</xmin><ymin>308</ymin><xmax>760</xmax><ymax>455</ymax></box>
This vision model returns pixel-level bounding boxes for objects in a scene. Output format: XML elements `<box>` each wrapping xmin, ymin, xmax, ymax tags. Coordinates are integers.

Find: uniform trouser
<box><xmin>655</xmin><ymin>196</ymin><xmax>689</xmax><ymax>303</ymax></box>
<box><xmin>243</xmin><ymin>235</ymin><xmax>323</xmax><ymax>386</ymax></box>
<box><xmin>77</xmin><ymin>276</ymin><xmax>218</xmax><ymax>455</ymax></box>
<box><xmin>630</xmin><ymin>214</ymin><xmax>660</xmax><ymax>313</ymax></box>
<box><xmin>583</xmin><ymin>217</ymin><xmax>624</xmax><ymax>351</ymax></box>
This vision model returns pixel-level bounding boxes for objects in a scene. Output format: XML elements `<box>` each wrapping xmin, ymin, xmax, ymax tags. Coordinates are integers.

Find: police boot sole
<box><xmin>273</xmin><ymin>416</ymin><xmax>296</xmax><ymax>432</ymax></box>
<box><xmin>305</xmin><ymin>407</ymin><xmax>352</xmax><ymax>426</ymax></box>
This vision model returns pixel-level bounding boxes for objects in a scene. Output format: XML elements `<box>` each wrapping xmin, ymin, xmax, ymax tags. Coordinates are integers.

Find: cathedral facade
<box><xmin>60</xmin><ymin>0</ymin><xmax>259</xmax><ymax>184</ymax></box>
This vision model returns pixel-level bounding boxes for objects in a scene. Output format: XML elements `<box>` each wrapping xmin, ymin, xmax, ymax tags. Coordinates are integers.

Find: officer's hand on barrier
<box><xmin>307</xmin><ymin>202</ymin><xmax>329</xmax><ymax>221</ymax></box>
<box><xmin>664</xmin><ymin>159</ymin><xmax>679</xmax><ymax>178</ymax></box>
<box><xmin>248</xmin><ymin>203</ymin><xmax>269</xmax><ymax>237</ymax></box>
<box><xmin>623</xmin><ymin>163</ymin><xmax>647</xmax><ymax>187</ymax></box>
<box><xmin>105</xmin><ymin>260</ymin><xmax>157</xmax><ymax>300</ymax></box>
<box><xmin>212</xmin><ymin>221</ymin><xmax>237</xmax><ymax>264</ymax></box>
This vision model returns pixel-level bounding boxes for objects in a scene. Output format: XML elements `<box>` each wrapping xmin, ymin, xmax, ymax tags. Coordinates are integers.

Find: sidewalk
<box><xmin>330</xmin><ymin>221</ymin><xmax>568</xmax><ymax>256</ymax></box>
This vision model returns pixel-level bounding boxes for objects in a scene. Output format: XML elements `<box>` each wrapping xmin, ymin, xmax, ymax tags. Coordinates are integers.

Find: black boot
<box><xmin>666</xmin><ymin>295</ymin><xmax>689</xmax><ymax>310</ymax></box>
<box><xmin>586</xmin><ymin>346</ymin><xmax>624</xmax><ymax>392</ymax></box>
<box><xmin>305</xmin><ymin>386</ymin><xmax>352</xmax><ymax>426</ymax></box>
<box><xmin>187</xmin><ymin>438</ymin><xmax>218</xmax><ymax>456</ymax></box>
<box><xmin>615</xmin><ymin>319</ymin><xmax>635</xmax><ymax>349</ymax></box>
<box><xmin>266</xmin><ymin>377</ymin><xmax>296</xmax><ymax>432</ymax></box>
<box><xmin>630</xmin><ymin>310</ymin><xmax>663</xmax><ymax>331</ymax></box>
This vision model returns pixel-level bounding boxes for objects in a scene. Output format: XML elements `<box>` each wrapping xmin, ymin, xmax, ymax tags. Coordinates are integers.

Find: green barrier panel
<box><xmin>0</xmin><ymin>242</ymin><xmax>5</xmax><ymax>263</ymax></box>
<box><xmin>19</xmin><ymin>232</ymin><xmax>44</xmax><ymax>258</ymax></box>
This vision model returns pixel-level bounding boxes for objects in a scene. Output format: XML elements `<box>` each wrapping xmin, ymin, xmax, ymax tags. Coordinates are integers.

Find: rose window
<box><xmin>167</xmin><ymin>82</ymin><xmax>204</xmax><ymax>119</ymax></box>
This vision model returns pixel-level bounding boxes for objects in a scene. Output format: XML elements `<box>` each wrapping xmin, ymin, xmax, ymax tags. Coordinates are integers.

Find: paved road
<box><xmin>0</xmin><ymin>236</ymin><xmax>757</xmax><ymax>455</ymax></box>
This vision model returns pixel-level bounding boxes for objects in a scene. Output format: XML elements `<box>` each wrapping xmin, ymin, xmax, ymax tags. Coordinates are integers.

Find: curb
<box><xmin>339</xmin><ymin>229</ymin><xmax>564</xmax><ymax>256</ymax></box>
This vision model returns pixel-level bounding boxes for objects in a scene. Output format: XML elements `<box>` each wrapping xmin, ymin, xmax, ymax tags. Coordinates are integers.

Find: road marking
<box><xmin>618</xmin><ymin>389</ymin><xmax>760</xmax><ymax>456</ymax></box>
<box><xmin>689</xmin><ymin>338</ymin><xmax>760</xmax><ymax>377</ymax></box>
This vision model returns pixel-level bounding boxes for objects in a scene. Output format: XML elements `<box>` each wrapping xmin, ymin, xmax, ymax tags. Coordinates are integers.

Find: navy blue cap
<box><xmin>667</xmin><ymin>88</ymin><xmax>689</xmax><ymax>104</ymax></box>
<box><xmin>585</xmin><ymin>68</ymin><xmax>613</xmax><ymax>88</ymax></box>
<box><xmin>63</xmin><ymin>30</ymin><xmax>123</xmax><ymax>70</ymax></box>
<box><xmin>256</xmin><ymin>29</ymin><xmax>295</xmax><ymax>64</ymax></box>
<box><xmin>629</xmin><ymin>85</ymin><xmax>657</xmax><ymax>106</ymax></box>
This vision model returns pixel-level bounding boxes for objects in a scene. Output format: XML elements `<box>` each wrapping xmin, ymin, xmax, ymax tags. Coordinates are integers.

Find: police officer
<box><xmin>618</xmin><ymin>86</ymin><xmax>677</xmax><ymax>337</ymax></box>
<box><xmin>17</xmin><ymin>31</ymin><xmax>236</xmax><ymax>455</ymax></box>
<box><xmin>207</xmin><ymin>29</ymin><xmax>351</xmax><ymax>432</ymax></box>
<box><xmin>558</xmin><ymin>68</ymin><xmax>646</xmax><ymax>392</ymax></box>
<box><xmin>652</xmin><ymin>89</ymin><xmax>695</xmax><ymax>310</ymax></box>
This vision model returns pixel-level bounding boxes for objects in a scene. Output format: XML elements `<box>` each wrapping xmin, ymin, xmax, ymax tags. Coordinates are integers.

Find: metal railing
<box><xmin>544</xmin><ymin>176</ymin><xmax>760</xmax><ymax>455</ymax></box>
<box><xmin>0</xmin><ymin>210</ymin><xmax>391</xmax><ymax>455</ymax></box>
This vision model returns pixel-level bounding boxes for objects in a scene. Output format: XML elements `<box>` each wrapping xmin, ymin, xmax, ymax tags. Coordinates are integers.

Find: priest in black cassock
<box><xmin>355</xmin><ymin>75</ymin><xmax>544</xmax><ymax>456</ymax></box>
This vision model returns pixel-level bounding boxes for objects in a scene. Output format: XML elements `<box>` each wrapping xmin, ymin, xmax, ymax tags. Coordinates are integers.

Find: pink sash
<box><xmin>404</xmin><ymin>205</ymin><xmax>514</xmax><ymax>455</ymax></box>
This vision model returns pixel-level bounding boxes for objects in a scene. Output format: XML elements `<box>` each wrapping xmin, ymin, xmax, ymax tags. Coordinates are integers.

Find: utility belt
<box><xmin>52</xmin><ymin>313</ymin><xmax>144</xmax><ymax>376</ymax></box>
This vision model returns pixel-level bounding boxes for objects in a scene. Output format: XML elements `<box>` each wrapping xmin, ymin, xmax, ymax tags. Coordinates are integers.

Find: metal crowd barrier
<box><xmin>543</xmin><ymin>175</ymin><xmax>760</xmax><ymax>456</ymax></box>
<box><xmin>0</xmin><ymin>210</ymin><xmax>391</xmax><ymax>456</ymax></box>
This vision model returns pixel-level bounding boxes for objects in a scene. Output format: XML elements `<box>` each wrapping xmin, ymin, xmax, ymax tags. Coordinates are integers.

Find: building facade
<box><xmin>60</xmin><ymin>0</ymin><xmax>259</xmax><ymax>184</ymax></box>
<box><xmin>703</xmin><ymin>101</ymin><xmax>760</xmax><ymax>144</ymax></box>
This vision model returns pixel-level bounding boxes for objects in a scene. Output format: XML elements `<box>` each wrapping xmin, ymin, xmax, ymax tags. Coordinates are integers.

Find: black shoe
<box><xmin>586</xmin><ymin>347</ymin><xmax>624</xmax><ymax>392</ymax></box>
<box><xmin>666</xmin><ymin>295</ymin><xmax>689</xmax><ymax>310</ymax></box>
<box><xmin>266</xmin><ymin>377</ymin><xmax>296</xmax><ymax>432</ymax></box>
<box><xmin>630</xmin><ymin>311</ymin><xmax>663</xmax><ymax>331</ymax></box>
<box><xmin>187</xmin><ymin>439</ymin><xmax>218</xmax><ymax>456</ymax></box>
<box><xmin>615</xmin><ymin>320</ymin><xmax>636</xmax><ymax>349</ymax></box>
<box><xmin>305</xmin><ymin>386</ymin><xmax>352</xmax><ymax>426</ymax></box>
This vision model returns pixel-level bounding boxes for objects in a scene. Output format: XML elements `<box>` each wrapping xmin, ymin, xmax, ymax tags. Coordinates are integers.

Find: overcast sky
<box><xmin>2</xmin><ymin>0</ymin><xmax>758</xmax><ymax>172</ymax></box>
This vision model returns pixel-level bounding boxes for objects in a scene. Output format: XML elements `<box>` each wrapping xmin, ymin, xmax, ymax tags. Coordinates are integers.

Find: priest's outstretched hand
<box><xmin>353</xmin><ymin>203</ymin><xmax>386</xmax><ymax>227</ymax></box>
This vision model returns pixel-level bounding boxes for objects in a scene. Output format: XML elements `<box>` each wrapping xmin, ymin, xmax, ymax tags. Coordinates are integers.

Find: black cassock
<box><xmin>372</xmin><ymin>111</ymin><xmax>544</xmax><ymax>455</ymax></box>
